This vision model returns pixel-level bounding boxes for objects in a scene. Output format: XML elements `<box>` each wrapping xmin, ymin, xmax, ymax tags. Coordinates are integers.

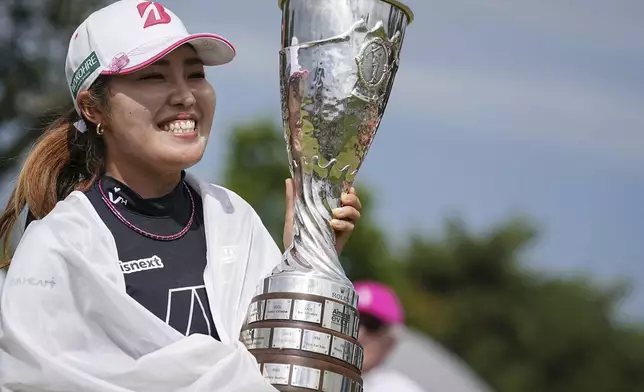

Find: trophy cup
<box><xmin>240</xmin><ymin>0</ymin><xmax>413</xmax><ymax>390</ymax></box>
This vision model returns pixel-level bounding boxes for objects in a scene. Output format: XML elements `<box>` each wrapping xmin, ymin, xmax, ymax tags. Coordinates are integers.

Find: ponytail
<box><xmin>0</xmin><ymin>76</ymin><xmax>111</xmax><ymax>269</ymax></box>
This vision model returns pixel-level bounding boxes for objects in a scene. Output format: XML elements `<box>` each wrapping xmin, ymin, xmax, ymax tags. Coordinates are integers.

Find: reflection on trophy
<box><xmin>240</xmin><ymin>0</ymin><xmax>413</xmax><ymax>390</ymax></box>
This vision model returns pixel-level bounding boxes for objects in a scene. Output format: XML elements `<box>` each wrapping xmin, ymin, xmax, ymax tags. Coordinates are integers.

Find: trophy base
<box><xmin>241</xmin><ymin>273</ymin><xmax>363</xmax><ymax>392</ymax></box>
<box><xmin>255</xmin><ymin>353</ymin><xmax>362</xmax><ymax>392</ymax></box>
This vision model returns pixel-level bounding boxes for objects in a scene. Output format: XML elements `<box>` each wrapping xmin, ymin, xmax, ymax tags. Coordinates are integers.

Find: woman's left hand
<box><xmin>283</xmin><ymin>178</ymin><xmax>362</xmax><ymax>255</ymax></box>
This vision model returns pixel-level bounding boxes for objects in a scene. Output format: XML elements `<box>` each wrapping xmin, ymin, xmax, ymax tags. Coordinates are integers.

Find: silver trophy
<box><xmin>240</xmin><ymin>0</ymin><xmax>413</xmax><ymax>390</ymax></box>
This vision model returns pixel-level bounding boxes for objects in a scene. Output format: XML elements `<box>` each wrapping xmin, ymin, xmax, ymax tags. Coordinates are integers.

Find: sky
<box><xmin>2</xmin><ymin>0</ymin><xmax>643</xmax><ymax>320</ymax></box>
<box><xmin>169</xmin><ymin>0</ymin><xmax>644</xmax><ymax>320</ymax></box>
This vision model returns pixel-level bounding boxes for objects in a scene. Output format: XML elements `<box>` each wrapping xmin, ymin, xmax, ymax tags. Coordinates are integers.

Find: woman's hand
<box><xmin>283</xmin><ymin>178</ymin><xmax>362</xmax><ymax>255</ymax></box>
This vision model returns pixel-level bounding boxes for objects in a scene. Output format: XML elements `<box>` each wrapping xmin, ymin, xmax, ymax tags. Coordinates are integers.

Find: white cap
<box><xmin>65</xmin><ymin>0</ymin><xmax>235</xmax><ymax>115</ymax></box>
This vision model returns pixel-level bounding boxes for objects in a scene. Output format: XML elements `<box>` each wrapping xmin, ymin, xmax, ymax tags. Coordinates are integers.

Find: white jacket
<box><xmin>363</xmin><ymin>368</ymin><xmax>426</xmax><ymax>392</ymax></box>
<box><xmin>0</xmin><ymin>173</ymin><xmax>281</xmax><ymax>392</ymax></box>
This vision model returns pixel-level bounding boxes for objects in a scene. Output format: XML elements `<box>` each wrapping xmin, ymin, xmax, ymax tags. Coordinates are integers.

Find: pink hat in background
<box><xmin>354</xmin><ymin>281</ymin><xmax>405</xmax><ymax>325</ymax></box>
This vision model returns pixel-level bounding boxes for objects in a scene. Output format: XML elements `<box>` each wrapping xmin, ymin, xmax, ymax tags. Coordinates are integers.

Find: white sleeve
<box><xmin>0</xmin><ymin>268</ymin><xmax>6</xmax><ymax>297</ymax></box>
<box><xmin>0</xmin><ymin>219</ymin><xmax>277</xmax><ymax>392</ymax></box>
<box><xmin>364</xmin><ymin>369</ymin><xmax>427</xmax><ymax>392</ymax></box>
<box><xmin>197</xmin><ymin>182</ymin><xmax>283</xmax><ymax>340</ymax></box>
<box><xmin>231</xmin><ymin>209</ymin><xmax>283</xmax><ymax>333</ymax></box>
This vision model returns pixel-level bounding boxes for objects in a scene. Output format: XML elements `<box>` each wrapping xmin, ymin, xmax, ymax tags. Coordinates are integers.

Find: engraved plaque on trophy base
<box><xmin>258</xmin><ymin>355</ymin><xmax>363</xmax><ymax>392</ymax></box>
<box><xmin>241</xmin><ymin>275</ymin><xmax>364</xmax><ymax>391</ymax></box>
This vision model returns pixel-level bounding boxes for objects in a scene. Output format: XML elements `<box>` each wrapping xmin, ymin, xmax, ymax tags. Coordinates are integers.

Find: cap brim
<box><xmin>358</xmin><ymin>308</ymin><xmax>402</xmax><ymax>326</ymax></box>
<box><xmin>102</xmin><ymin>33</ymin><xmax>235</xmax><ymax>75</ymax></box>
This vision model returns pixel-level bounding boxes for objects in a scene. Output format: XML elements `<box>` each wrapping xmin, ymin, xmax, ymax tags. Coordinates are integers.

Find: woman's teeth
<box><xmin>162</xmin><ymin>120</ymin><xmax>196</xmax><ymax>134</ymax></box>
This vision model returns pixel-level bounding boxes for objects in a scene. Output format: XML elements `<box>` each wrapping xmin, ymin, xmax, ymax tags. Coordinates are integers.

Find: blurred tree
<box><xmin>0</xmin><ymin>0</ymin><xmax>104</xmax><ymax>180</ymax></box>
<box><xmin>221</xmin><ymin>119</ymin><xmax>644</xmax><ymax>392</ymax></box>
<box><xmin>401</xmin><ymin>217</ymin><xmax>644</xmax><ymax>392</ymax></box>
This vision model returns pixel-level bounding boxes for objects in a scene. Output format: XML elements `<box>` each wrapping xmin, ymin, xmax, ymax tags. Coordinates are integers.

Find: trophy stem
<box><xmin>275</xmin><ymin>159</ymin><xmax>351</xmax><ymax>285</ymax></box>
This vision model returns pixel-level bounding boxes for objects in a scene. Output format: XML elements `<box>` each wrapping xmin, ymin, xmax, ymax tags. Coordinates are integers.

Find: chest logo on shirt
<box><xmin>120</xmin><ymin>255</ymin><xmax>164</xmax><ymax>274</ymax></box>
<box><xmin>166</xmin><ymin>285</ymin><xmax>213</xmax><ymax>336</ymax></box>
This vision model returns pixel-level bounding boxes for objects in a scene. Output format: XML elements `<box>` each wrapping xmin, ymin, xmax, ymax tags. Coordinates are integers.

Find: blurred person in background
<box><xmin>356</xmin><ymin>280</ymin><xmax>495</xmax><ymax>392</ymax></box>
<box><xmin>355</xmin><ymin>281</ymin><xmax>427</xmax><ymax>392</ymax></box>
<box><xmin>0</xmin><ymin>0</ymin><xmax>362</xmax><ymax>390</ymax></box>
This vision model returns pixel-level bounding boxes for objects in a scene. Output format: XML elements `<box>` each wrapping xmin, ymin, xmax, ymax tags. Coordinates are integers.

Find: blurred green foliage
<box><xmin>222</xmin><ymin>118</ymin><xmax>644</xmax><ymax>392</ymax></box>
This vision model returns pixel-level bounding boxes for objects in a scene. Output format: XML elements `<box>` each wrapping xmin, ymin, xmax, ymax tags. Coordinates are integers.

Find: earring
<box><xmin>96</xmin><ymin>123</ymin><xmax>104</xmax><ymax>136</ymax></box>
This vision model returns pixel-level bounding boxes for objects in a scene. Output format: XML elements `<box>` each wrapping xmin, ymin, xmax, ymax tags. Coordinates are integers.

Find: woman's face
<box><xmin>102</xmin><ymin>45</ymin><xmax>216</xmax><ymax>173</ymax></box>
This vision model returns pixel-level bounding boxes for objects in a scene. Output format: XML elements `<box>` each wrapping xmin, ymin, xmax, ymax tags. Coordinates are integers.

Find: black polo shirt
<box><xmin>83</xmin><ymin>173</ymin><xmax>219</xmax><ymax>340</ymax></box>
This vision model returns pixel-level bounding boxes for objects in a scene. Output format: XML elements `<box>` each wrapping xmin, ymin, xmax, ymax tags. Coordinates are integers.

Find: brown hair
<box><xmin>0</xmin><ymin>77</ymin><xmax>111</xmax><ymax>269</ymax></box>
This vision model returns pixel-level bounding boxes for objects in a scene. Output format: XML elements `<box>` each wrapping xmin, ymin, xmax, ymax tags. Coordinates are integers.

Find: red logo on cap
<box><xmin>137</xmin><ymin>1</ymin><xmax>171</xmax><ymax>29</ymax></box>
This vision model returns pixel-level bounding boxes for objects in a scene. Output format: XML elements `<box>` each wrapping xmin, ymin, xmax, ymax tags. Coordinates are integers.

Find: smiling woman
<box><xmin>92</xmin><ymin>47</ymin><xmax>216</xmax><ymax>194</ymax></box>
<box><xmin>0</xmin><ymin>0</ymin><xmax>363</xmax><ymax>391</ymax></box>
